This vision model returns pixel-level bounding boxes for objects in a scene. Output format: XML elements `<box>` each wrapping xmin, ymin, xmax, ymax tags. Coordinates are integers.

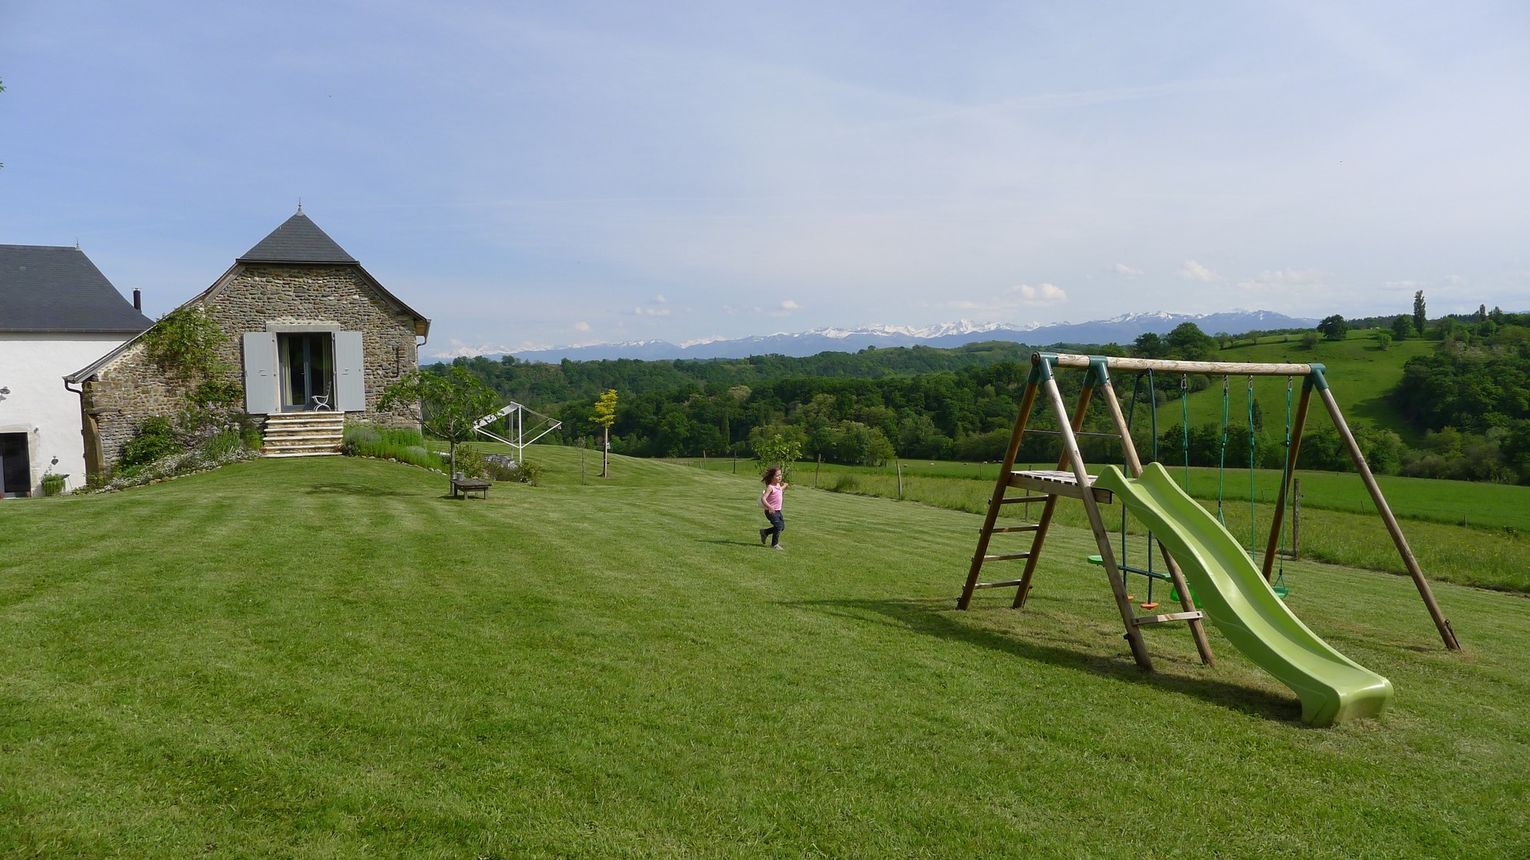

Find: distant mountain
<box><xmin>493</xmin><ymin>310</ymin><xmax>1317</xmax><ymax>363</ymax></box>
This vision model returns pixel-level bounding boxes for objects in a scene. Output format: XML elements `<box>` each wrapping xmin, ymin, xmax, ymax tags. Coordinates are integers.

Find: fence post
<box><xmin>897</xmin><ymin>462</ymin><xmax>903</xmax><ymax>500</ymax></box>
<box><xmin>815</xmin><ymin>455</ymin><xmax>821</xmax><ymax>489</ymax></box>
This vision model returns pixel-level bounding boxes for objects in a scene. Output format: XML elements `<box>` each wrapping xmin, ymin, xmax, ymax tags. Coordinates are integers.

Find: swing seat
<box><xmin>1170</xmin><ymin>584</ymin><xmax>1200</xmax><ymax>608</ymax></box>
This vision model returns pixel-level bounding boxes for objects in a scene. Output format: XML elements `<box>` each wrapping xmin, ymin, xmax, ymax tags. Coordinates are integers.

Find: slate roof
<box><xmin>0</xmin><ymin>245</ymin><xmax>152</xmax><ymax>333</ymax></box>
<box><xmin>237</xmin><ymin>211</ymin><xmax>358</xmax><ymax>264</ymax></box>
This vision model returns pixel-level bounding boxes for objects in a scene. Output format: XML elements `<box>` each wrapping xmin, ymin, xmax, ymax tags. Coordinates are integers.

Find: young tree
<box><xmin>752</xmin><ymin>431</ymin><xmax>803</xmax><ymax>474</ymax></box>
<box><xmin>594</xmin><ymin>388</ymin><xmax>618</xmax><ymax>477</ymax></box>
<box><xmin>1390</xmin><ymin>314</ymin><xmax>1413</xmax><ymax>341</ymax></box>
<box><xmin>1413</xmin><ymin>290</ymin><xmax>1427</xmax><ymax>336</ymax></box>
<box><xmin>380</xmin><ymin>366</ymin><xmax>497</xmax><ymax>494</ymax></box>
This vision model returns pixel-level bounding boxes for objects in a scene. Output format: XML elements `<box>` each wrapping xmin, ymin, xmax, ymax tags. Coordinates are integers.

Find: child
<box><xmin>758</xmin><ymin>466</ymin><xmax>788</xmax><ymax>550</ymax></box>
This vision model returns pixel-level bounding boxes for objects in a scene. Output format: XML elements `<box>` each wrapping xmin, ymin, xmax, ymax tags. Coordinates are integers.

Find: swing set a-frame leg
<box><xmin>1096</xmin><ymin>377</ymin><xmax>1215</xmax><ymax>666</ymax></box>
<box><xmin>1038</xmin><ymin>367</ymin><xmax>1154</xmax><ymax>670</ymax></box>
<box><xmin>1014</xmin><ymin>379</ymin><xmax>1097</xmax><ymax>609</ymax></box>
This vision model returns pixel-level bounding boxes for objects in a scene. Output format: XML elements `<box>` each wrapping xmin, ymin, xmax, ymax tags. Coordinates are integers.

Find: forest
<box><xmin>432</xmin><ymin>310</ymin><xmax>1530</xmax><ymax>485</ymax></box>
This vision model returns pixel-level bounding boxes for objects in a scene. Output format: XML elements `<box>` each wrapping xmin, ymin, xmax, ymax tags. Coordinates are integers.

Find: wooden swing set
<box><xmin>957</xmin><ymin>352</ymin><xmax>1460</xmax><ymax>671</ymax></box>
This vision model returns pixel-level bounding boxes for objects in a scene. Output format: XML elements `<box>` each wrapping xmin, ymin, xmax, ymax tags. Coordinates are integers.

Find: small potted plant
<box><xmin>40</xmin><ymin>471</ymin><xmax>68</xmax><ymax>497</ymax></box>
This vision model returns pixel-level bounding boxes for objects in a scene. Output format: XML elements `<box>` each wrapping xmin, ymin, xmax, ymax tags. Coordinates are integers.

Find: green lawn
<box><xmin>2</xmin><ymin>451</ymin><xmax>1528</xmax><ymax>856</ymax></box>
<box><xmin>673</xmin><ymin>457</ymin><xmax>1530</xmax><ymax>592</ymax></box>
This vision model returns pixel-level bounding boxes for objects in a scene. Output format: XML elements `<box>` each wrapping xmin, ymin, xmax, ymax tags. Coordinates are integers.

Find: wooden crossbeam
<box><xmin>1133</xmin><ymin>610</ymin><xmax>1205</xmax><ymax>626</ymax></box>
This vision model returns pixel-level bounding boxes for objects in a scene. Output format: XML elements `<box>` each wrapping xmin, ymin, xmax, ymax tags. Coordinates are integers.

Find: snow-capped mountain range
<box><xmin>468</xmin><ymin>310</ymin><xmax>1316</xmax><ymax>363</ymax></box>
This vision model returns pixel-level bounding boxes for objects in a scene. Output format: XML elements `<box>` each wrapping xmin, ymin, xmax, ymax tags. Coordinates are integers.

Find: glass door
<box><xmin>278</xmin><ymin>333</ymin><xmax>335</xmax><ymax>412</ymax></box>
<box><xmin>0</xmin><ymin>432</ymin><xmax>29</xmax><ymax>497</ymax></box>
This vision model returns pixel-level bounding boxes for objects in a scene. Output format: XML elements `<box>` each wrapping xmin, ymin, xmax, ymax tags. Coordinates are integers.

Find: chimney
<box><xmin>133</xmin><ymin>289</ymin><xmax>141</xmax><ymax>311</ymax></box>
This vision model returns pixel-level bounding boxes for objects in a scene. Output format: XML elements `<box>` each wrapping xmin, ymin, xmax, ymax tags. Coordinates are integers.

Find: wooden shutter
<box><xmin>241</xmin><ymin>332</ymin><xmax>279</xmax><ymax>414</ymax></box>
<box><xmin>334</xmin><ymin>331</ymin><xmax>365</xmax><ymax>411</ymax></box>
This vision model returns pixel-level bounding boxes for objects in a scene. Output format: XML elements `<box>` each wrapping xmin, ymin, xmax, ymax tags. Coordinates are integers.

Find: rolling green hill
<box><xmin>1167</xmin><ymin>330</ymin><xmax>1435</xmax><ymax>443</ymax></box>
<box><xmin>2</xmin><ymin>453</ymin><xmax>1528</xmax><ymax>856</ymax></box>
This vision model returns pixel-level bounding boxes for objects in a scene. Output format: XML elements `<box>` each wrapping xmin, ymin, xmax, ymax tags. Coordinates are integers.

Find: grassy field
<box><xmin>672</xmin><ymin>457</ymin><xmax>1530</xmax><ymax>593</ymax></box>
<box><xmin>2</xmin><ymin>450</ymin><xmax>1528</xmax><ymax>856</ymax></box>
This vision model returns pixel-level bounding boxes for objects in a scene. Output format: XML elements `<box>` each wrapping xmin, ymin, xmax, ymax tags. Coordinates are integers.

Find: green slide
<box><xmin>1093</xmin><ymin>463</ymin><xmax>1393</xmax><ymax>726</ymax></box>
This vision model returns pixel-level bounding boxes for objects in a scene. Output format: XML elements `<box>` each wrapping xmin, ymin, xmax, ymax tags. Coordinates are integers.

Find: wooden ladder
<box><xmin>959</xmin><ymin>470</ymin><xmax>1114</xmax><ymax>610</ymax></box>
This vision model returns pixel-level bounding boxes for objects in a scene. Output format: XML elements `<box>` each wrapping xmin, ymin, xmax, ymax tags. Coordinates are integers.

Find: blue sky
<box><xmin>3</xmin><ymin>1</ymin><xmax>1527</xmax><ymax>358</ymax></box>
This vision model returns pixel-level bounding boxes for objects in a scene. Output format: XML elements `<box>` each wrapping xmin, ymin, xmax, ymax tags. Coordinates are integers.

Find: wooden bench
<box><xmin>451</xmin><ymin>478</ymin><xmax>492</xmax><ymax>500</ymax></box>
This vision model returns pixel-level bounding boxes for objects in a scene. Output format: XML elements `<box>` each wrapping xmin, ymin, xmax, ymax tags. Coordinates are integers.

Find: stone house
<box><xmin>0</xmin><ymin>245</ymin><xmax>152</xmax><ymax>495</ymax></box>
<box><xmin>66</xmin><ymin>211</ymin><xmax>430</xmax><ymax>480</ymax></box>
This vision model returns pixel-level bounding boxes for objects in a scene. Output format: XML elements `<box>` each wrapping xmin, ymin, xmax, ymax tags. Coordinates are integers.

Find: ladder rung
<box><xmin>999</xmin><ymin>496</ymin><xmax>1050</xmax><ymax>505</ymax></box>
<box><xmin>982</xmin><ymin>553</ymin><xmax>1032</xmax><ymax>562</ymax></box>
<box><xmin>986</xmin><ymin>525</ymin><xmax>1041</xmax><ymax>533</ymax></box>
<box><xmin>974</xmin><ymin>578</ymin><xmax>1026</xmax><ymax>590</ymax></box>
<box><xmin>1133</xmin><ymin>610</ymin><xmax>1205</xmax><ymax>626</ymax></box>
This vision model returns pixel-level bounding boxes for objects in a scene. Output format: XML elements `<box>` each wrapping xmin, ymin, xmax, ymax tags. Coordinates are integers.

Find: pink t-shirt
<box><xmin>762</xmin><ymin>484</ymin><xmax>784</xmax><ymax>512</ymax></box>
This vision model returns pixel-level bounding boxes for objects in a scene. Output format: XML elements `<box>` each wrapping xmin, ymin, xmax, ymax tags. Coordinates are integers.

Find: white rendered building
<box><xmin>0</xmin><ymin>245</ymin><xmax>150</xmax><ymax>495</ymax></box>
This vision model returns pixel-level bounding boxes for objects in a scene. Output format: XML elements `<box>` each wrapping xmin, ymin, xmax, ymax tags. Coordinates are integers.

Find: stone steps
<box><xmin>262</xmin><ymin>412</ymin><xmax>345</xmax><ymax>457</ymax></box>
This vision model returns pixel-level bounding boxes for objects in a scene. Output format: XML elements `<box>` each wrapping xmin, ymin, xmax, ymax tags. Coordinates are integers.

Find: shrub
<box><xmin>486</xmin><ymin>458</ymin><xmax>544</xmax><ymax>485</ymax></box>
<box><xmin>452</xmin><ymin>445</ymin><xmax>488</xmax><ymax>479</ymax></box>
<box><xmin>121</xmin><ymin>417</ymin><xmax>182</xmax><ymax>468</ymax></box>
<box><xmin>341</xmin><ymin>424</ymin><xmax>446</xmax><ymax>471</ymax></box>
<box><xmin>93</xmin><ymin>426</ymin><xmax>258</xmax><ymax>493</ymax></box>
<box><xmin>341</xmin><ymin>425</ymin><xmax>382</xmax><ymax>454</ymax></box>
<box><xmin>199</xmin><ymin>430</ymin><xmax>243</xmax><ymax>461</ymax></box>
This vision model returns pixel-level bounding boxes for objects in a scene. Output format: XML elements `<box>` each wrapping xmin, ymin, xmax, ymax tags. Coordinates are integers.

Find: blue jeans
<box><xmin>761</xmin><ymin>510</ymin><xmax>785</xmax><ymax>546</ymax></box>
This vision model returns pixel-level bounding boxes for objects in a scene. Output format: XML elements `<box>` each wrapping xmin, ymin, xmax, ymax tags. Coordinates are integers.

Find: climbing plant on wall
<box><xmin>141</xmin><ymin>306</ymin><xmax>240</xmax><ymax>407</ymax></box>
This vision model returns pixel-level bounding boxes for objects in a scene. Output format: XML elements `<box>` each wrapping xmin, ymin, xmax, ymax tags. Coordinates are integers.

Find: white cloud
<box><xmin>1234</xmin><ymin>269</ymin><xmax>1329</xmax><ymax>293</ymax></box>
<box><xmin>939</xmin><ymin>282</ymin><xmax>1069</xmax><ymax>317</ymax></box>
<box><xmin>633</xmin><ymin>306</ymin><xmax>672</xmax><ymax>316</ymax></box>
<box><xmin>1113</xmin><ymin>263</ymin><xmax>1143</xmax><ymax>277</ymax></box>
<box><xmin>756</xmin><ymin>299</ymin><xmax>803</xmax><ymax>317</ymax></box>
<box><xmin>573</xmin><ymin>320</ymin><xmax>591</xmax><ymax>332</ymax></box>
<box><xmin>1179</xmin><ymin>260</ymin><xmax>1219</xmax><ymax>283</ymax></box>
<box><xmin>1012</xmin><ymin>283</ymin><xmax>1067</xmax><ymax>303</ymax></box>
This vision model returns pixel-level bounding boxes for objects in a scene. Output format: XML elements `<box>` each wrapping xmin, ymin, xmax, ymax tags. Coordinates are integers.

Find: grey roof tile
<box><xmin>237</xmin><ymin>211</ymin><xmax>357</xmax><ymax>263</ymax></box>
<box><xmin>0</xmin><ymin>245</ymin><xmax>153</xmax><ymax>333</ymax></box>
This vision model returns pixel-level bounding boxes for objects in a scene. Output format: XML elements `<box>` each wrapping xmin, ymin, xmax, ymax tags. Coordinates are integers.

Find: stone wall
<box><xmin>82</xmin><ymin>263</ymin><xmax>424</xmax><ymax>472</ymax></box>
